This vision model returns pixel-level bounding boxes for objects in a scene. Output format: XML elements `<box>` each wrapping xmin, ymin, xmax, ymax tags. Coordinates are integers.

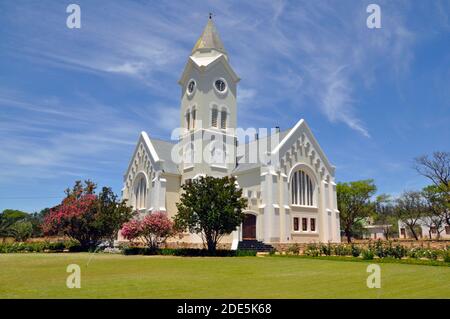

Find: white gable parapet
<box><xmin>272</xmin><ymin>119</ymin><xmax>335</xmax><ymax>177</ymax></box>
<box><xmin>123</xmin><ymin>132</ymin><xmax>164</xmax><ymax>181</ymax></box>
<box><xmin>123</xmin><ymin>131</ymin><xmax>167</xmax><ymax>213</ymax></box>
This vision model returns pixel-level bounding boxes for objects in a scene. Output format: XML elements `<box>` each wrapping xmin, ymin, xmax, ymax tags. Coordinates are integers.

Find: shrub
<box><xmin>64</xmin><ymin>239</ymin><xmax>83</xmax><ymax>252</ymax></box>
<box><xmin>122</xmin><ymin>247</ymin><xmax>145</xmax><ymax>255</ymax></box>
<box><xmin>366</xmin><ymin>240</ymin><xmax>408</xmax><ymax>259</ymax></box>
<box><xmin>287</xmin><ymin>243</ymin><xmax>300</xmax><ymax>255</ymax></box>
<box><xmin>120</xmin><ymin>219</ymin><xmax>141</xmax><ymax>242</ymax></box>
<box><xmin>424</xmin><ymin>249</ymin><xmax>439</xmax><ymax>260</ymax></box>
<box><xmin>373</xmin><ymin>240</ymin><xmax>386</xmax><ymax>258</ymax></box>
<box><xmin>443</xmin><ymin>250</ymin><xmax>450</xmax><ymax>263</ymax></box>
<box><xmin>321</xmin><ymin>243</ymin><xmax>332</xmax><ymax>256</ymax></box>
<box><xmin>0</xmin><ymin>240</ymin><xmax>82</xmax><ymax>253</ymax></box>
<box><xmin>334</xmin><ymin>244</ymin><xmax>351</xmax><ymax>256</ymax></box>
<box><xmin>47</xmin><ymin>242</ymin><xmax>65</xmax><ymax>252</ymax></box>
<box><xmin>407</xmin><ymin>247</ymin><xmax>421</xmax><ymax>259</ymax></box>
<box><xmin>304</xmin><ymin>243</ymin><xmax>320</xmax><ymax>257</ymax></box>
<box><xmin>405</xmin><ymin>247</ymin><xmax>440</xmax><ymax>260</ymax></box>
<box><xmin>121</xmin><ymin>212</ymin><xmax>175</xmax><ymax>249</ymax></box>
<box><xmin>351</xmin><ymin>244</ymin><xmax>361</xmax><ymax>257</ymax></box>
<box><xmin>391</xmin><ymin>244</ymin><xmax>407</xmax><ymax>259</ymax></box>
<box><xmin>361</xmin><ymin>249</ymin><xmax>374</xmax><ymax>260</ymax></box>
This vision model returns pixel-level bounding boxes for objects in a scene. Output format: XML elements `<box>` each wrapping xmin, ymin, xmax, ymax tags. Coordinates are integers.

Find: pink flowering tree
<box><xmin>120</xmin><ymin>219</ymin><xmax>142</xmax><ymax>242</ymax></box>
<box><xmin>43</xmin><ymin>180</ymin><xmax>134</xmax><ymax>250</ymax></box>
<box><xmin>121</xmin><ymin>211</ymin><xmax>174</xmax><ymax>249</ymax></box>
<box><xmin>43</xmin><ymin>194</ymin><xmax>98</xmax><ymax>249</ymax></box>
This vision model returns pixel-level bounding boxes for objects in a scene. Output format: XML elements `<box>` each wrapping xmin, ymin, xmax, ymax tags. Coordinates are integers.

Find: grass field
<box><xmin>0</xmin><ymin>253</ymin><xmax>449</xmax><ymax>298</ymax></box>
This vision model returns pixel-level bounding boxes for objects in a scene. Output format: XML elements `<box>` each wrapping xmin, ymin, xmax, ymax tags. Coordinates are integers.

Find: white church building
<box><xmin>121</xmin><ymin>18</ymin><xmax>341</xmax><ymax>247</ymax></box>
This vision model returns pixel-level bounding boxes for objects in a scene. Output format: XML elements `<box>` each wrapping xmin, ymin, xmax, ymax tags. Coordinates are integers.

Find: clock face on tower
<box><xmin>187</xmin><ymin>80</ymin><xmax>196</xmax><ymax>95</ymax></box>
<box><xmin>214</xmin><ymin>79</ymin><xmax>226</xmax><ymax>93</ymax></box>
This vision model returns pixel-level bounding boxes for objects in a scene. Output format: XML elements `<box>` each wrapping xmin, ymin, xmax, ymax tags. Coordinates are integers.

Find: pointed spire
<box><xmin>191</xmin><ymin>16</ymin><xmax>227</xmax><ymax>55</ymax></box>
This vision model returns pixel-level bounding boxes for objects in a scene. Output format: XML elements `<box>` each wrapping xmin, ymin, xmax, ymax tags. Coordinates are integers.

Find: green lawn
<box><xmin>0</xmin><ymin>253</ymin><xmax>449</xmax><ymax>298</ymax></box>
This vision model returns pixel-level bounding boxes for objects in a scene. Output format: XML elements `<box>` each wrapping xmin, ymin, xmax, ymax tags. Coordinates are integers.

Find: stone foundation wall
<box><xmin>273</xmin><ymin>239</ymin><xmax>450</xmax><ymax>253</ymax></box>
<box><xmin>117</xmin><ymin>239</ymin><xmax>449</xmax><ymax>251</ymax></box>
<box><xmin>116</xmin><ymin>240</ymin><xmax>232</xmax><ymax>250</ymax></box>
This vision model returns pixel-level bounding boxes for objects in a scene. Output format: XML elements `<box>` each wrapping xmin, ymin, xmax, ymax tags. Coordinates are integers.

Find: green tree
<box><xmin>415</xmin><ymin>151</ymin><xmax>450</xmax><ymax>224</ymax></box>
<box><xmin>0</xmin><ymin>209</ymin><xmax>29</xmax><ymax>241</ymax></box>
<box><xmin>395</xmin><ymin>191</ymin><xmax>426</xmax><ymax>240</ymax></box>
<box><xmin>10</xmin><ymin>220</ymin><xmax>33</xmax><ymax>242</ymax></box>
<box><xmin>0</xmin><ymin>218</ymin><xmax>15</xmax><ymax>241</ymax></box>
<box><xmin>174</xmin><ymin>176</ymin><xmax>247</xmax><ymax>253</ymax></box>
<box><xmin>1</xmin><ymin>209</ymin><xmax>29</xmax><ymax>223</ymax></box>
<box><xmin>373</xmin><ymin>194</ymin><xmax>398</xmax><ymax>240</ymax></box>
<box><xmin>422</xmin><ymin>185</ymin><xmax>447</xmax><ymax>239</ymax></box>
<box><xmin>95</xmin><ymin>186</ymin><xmax>135</xmax><ymax>245</ymax></box>
<box><xmin>27</xmin><ymin>208</ymin><xmax>51</xmax><ymax>238</ymax></box>
<box><xmin>337</xmin><ymin>179</ymin><xmax>377</xmax><ymax>243</ymax></box>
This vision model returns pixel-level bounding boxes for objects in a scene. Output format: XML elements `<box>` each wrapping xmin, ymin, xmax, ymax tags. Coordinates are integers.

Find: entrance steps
<box><xmin>237</xmin><ymin>240</ymin><xmax>274</xmax><ymax>252</ymax></box>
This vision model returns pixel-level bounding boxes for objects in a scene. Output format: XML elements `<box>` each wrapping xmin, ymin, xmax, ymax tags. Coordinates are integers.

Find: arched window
<box><xmin>186</xmin><ymin>111</ymin><xmax>191</xmax><ymax>130</ymax></box>
<box><xmin>191</xmin><ymin>108</ymin><xmax>196</xmax><ymax>129</ymax></box>
<box><xmin>135</xmin><ymin>176</ymin><xmax>147</xmax><ymax>209</ymax></box>
<box><xmin>211</xmin><ymin>108</ymin><xmax>218</xmax><ymax>127</ymax></box>
<box><xmin>291</xmin><ymin>170</ymin><xmax>314</xmax><ymax>206</ymax></box>
<box><xmin>220</xmin><ymin>110</ymin><xmax>227</xmax><ymax>129</ymax></box>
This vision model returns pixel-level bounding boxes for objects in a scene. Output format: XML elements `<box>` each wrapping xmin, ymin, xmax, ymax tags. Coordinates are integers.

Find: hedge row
<box><xmin>0</xmin><ymin>240</ymin><xmax>83</xmax><ymax>253</ymax></box>
<box><xmin>286</xmin><ymin>241</ymin><xmax>450</xmax><ymax>262</ymax></box>
<box><xmin>122</xmin><ymin>247</ymin><xmax>257</xmax><ymax>257</ymax></box>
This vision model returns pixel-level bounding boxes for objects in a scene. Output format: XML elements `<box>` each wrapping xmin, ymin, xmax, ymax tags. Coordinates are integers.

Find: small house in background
<box><xmin>363</xmin><ymin>224</ymin><xmax>392</xmax><ymax>240</ymax></box>
<box><xmin>360</xmin><ymin>217</ymin><xmax>393</xmax><ymax>240</ymax></box>
<box><xmin>398</xmin><ymin>219</ymin><xmax>450</xmax><ymax>240</ymax></box>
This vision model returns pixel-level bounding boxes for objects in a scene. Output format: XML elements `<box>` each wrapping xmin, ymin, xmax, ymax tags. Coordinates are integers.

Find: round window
<box><xmin>214</xmin><ymin>79</ymin><xmax>227</xmax><ymax>93</ymax></box>
<box><xmin>187</xmin><ymin>80</ymin><xmax>196</xmax><ymax>94</ymax></box>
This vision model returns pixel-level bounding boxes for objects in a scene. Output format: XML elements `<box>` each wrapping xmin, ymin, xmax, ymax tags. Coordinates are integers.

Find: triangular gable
<box><xmin>123</xmin><ymin>131</ymin><xmax>163</xmax><ymax>179</ymax></box>
<box><xmin>178</xmin><ymin>54</ymin><xmax>240</xmax><ymax>85</ymax></box>
<box><xmin>271</xmin><ymin>119</ymin><xmax>335</xmax><ymax>175</ymax></box>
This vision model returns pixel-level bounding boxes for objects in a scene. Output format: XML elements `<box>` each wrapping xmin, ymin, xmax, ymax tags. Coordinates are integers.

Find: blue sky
<box><xmin>0</xmin><ymin>0</ymin><xmax>449</xmax><ymax>213</ymax></box>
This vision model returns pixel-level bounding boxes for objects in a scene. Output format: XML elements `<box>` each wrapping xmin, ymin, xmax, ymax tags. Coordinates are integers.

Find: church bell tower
<box><xmin>177</xmin><ymin>17</ymin><xmax>240</xmax><ymax>181</ymax></box>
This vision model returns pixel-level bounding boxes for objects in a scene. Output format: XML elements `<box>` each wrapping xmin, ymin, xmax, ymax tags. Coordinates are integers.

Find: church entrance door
<box><xmin>242</xmin><ymin>214</ymin><xmax>256</xmax><ymax>240</ymax></box>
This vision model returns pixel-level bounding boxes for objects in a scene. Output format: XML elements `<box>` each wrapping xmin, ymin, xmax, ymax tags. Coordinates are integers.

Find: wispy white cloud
<box><xmin>105</xmin><ymin>62</ymin><xmax>147</xmax><ymax>75</ymax></box>
<box><xmin>237</xmin><ymin>87</ymin><xmax>257</xmax><ymax>109</ymax></box>
<box><xmin>0</xmin><ymin>91</ymin><xmax>142</xmax><ymax>182</ymax></box>
<box><xmin>1</xmin><ymin>1</ymin><xmax>418</xmax><ymax>137</ymax></box>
